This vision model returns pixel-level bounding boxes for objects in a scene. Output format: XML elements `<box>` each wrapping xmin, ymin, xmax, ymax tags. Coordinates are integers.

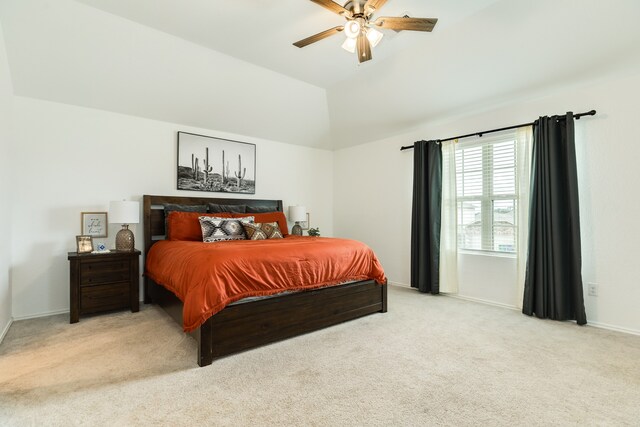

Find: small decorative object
<box><xmin>81</xmin><ymin>212</ymin><xmax>108</xmax><ymax>237</ymax></box>
<box><xmin>299</xmin><ymin>213</ymin><xmax>310</xmax><ymax>230</ymax></box>
<box><xmin>76</xmin><ymin>235</ymin><xmax>93</xmax><ymax>254</ymax></box>
<box><xmin>109</xmin><ymin>200</ymin><xmax>140</xmax><ymax>252</ymax></box>
<box><xmin>288</xmin><ymin>205</ymin><xmax>307</xmax><ymax>236</ymax></box>
<box><xmin>93</xmin><ymin>243</ymin><xmax>110</xmax><ymax>253</ymax></box>
<box><xmin>308</xmin><ymin>228</ymin><xmax>320</xmax><ymax>237</ymax></box>
<box><xmin>177</xmin><ymin>131</ymin><xmax>256</xmax><ymax>194</ymax></box>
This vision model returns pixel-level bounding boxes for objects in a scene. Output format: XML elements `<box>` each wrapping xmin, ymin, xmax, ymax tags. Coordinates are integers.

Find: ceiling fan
<box><xmin>293</xmin><ymin>0</ymin><xmax>438</xmax><ymax>63</ymax></box>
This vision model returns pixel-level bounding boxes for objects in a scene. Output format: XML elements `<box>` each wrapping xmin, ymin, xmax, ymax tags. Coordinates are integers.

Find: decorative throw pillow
<box><xmin>242</xmin><ymin>222</ymin><xmax>284</xmax><ymax>240</ymax></box>
<box><xmin>199</xmin><ymin>217</ymin><xmax>249</xmax><ymax>242</ymax></box>
<box><xmin>163</xmin><ymin>203</ymin><xmax>207</xmax><ymax>231</ymax></box>
<box><xmin>231</xmin><ymin>212</ymin><xmax>289</xmax><ymax>236</ymax></box>
<box><xmin>167</xmin><ymin>211</ymin><xmax>232</xmax><ymax>241</ymax></box>
<box><xmin>208</xmin><ymin>203</ymin><xmax>247</xmax><ymax>213</ymax></box>
<box><xmin>235</xmin><ymin>216</ymin><xmax>255</xmax><ymax>223</ymax></box>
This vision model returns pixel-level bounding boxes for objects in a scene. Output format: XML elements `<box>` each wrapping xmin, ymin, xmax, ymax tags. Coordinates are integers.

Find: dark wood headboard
<box><xmin>142</xmin><ymin>194</ymin><xmax>284</xmax><ymax>258</ymax></box>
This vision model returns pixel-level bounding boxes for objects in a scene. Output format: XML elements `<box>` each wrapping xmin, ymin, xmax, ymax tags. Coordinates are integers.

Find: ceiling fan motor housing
<box><xmin>343</xmin><ymin>0</ymin><xmax>373</xmax><ymax>40</ymax></box>
<box><xmin>344</xmin><ymin>0</ymin><xmax>371</xmax><ymax>17</ymax></box>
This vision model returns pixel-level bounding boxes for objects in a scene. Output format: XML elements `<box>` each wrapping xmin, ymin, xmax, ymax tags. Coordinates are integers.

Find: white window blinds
<box><xmin>455</xmin><ymin>131</ymin><xmax>518</xmax><ymax>253</ymax></box>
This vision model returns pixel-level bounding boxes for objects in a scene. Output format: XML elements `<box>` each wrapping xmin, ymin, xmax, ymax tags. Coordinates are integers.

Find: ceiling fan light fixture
<box><xmin>293</xmin><ymin>0</ymin><xmax>438</xmax><ymax>64</ymax></box>
<box><xmin>343</xmin><ymin>20</ymin><xmax>361</xmax><ymax>39</ymax></box>
<box><xmin>341</xmin><ymin>37</ymin><xmax>357</xmax><ymax>53</ymax></box>
<box><xmin>366</xmin><ymin>27</ymin><xmax>384</xmax><ymax>48</ymax></box>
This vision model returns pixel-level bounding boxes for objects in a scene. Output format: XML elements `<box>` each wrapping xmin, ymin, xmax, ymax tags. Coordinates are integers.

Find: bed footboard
<box><xmin>200</xmin><ymin>280</ymin><xmax>385</xmax><ymax>365</ymax></box>
<box><xmin>148</xmin><ymin>277</ymin><xmax>386</xmax><ymax>367</ymax></box>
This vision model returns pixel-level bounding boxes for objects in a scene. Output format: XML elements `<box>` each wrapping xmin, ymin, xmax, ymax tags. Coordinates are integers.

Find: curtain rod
<box><xmin>399</xmin><ymin>109</ymin><xmax>596</xmax><ymax>151</ymax></box>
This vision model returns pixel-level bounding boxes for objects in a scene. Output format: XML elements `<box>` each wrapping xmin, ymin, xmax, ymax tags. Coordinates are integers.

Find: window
<box><xmin>456</xmin><ymin>132</ymin><xmax>518</xmax><ymax>254</ymax></box>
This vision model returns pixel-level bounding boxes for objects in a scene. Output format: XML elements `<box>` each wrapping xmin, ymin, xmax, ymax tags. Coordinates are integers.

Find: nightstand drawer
<box><xmin>80</xmin><ymin>260</ymin><xmax>129</xmax><ymax>286</ymax></box>
<box><xmin>81</xmin><ymin>282</ymin><xmax>129</xmax><ymax>312</ymax></box>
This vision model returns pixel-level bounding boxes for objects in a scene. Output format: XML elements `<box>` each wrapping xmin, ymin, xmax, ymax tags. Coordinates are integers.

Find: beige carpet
<box><xmin>1</xmin><ymin>285</ymin><xmax>639</xmax><ymax>426</ymax></box>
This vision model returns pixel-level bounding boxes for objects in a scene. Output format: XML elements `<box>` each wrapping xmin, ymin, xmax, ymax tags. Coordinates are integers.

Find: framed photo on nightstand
<box><xmin>76</xmin><ymin>235</ymin><xmax>94</xmax><ymax>254</ymax></box>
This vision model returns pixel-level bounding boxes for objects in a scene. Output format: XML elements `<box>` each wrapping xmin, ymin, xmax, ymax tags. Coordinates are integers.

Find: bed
<box><xmin>143</xmin><ymin>194</ymin><xmax>387</xmax><ymax>366</ymax></box>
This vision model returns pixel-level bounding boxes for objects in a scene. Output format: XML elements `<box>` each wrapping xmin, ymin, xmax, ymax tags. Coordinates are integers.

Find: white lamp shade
<box><xmin>288</xmin><ymin>206</ymin><xmax>307</xmax><ymax>222</ymax></box>
<box><xmin>109</xmin><ymin>201</ymin><xmax>140</xmax><ymax>224</ymax></box>
<box><xmin>344</xmin><ymin>20</ymin><xmax>361</xmax><ymax>39</ymax></box>
<box><xmin>366</xmin><ymin>27</ymin><xmax>384</xmax><ymax>48</ymax></box>
<box><xmin>341</xmin><ymin>37</ymin><xmax>356</xmax><ymax>53</ymax></box>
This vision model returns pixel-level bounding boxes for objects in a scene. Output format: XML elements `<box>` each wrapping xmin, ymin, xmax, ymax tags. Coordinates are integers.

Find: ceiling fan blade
<box><xmin>310</xmin><ymin>0</ymin><xmax>352</xmax><ymax>18</ymax></box>
<box><xmin>293</xmin><ymin>26</ymin><xmax>344</xmax><ymax>48</ymax></box>
<box><xmin>356</xmin><ymin>33</ymin><xmax>372</xmax><ymax>63</ymax></box>
<box><xmin>364</xmin><ymin>0</ymin><xmax>388</xmax><ymax>14</ymax></box>
<box><xmin>372</xmin><ymin>17</ymin><xmax>438</xmax><ymax>32</ymax></box>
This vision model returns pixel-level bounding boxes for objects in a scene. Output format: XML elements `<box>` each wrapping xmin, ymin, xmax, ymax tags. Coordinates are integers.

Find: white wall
<box><xmin>0</xmin><ymin>0</ymin><xmax>332</xmax><ymax>149</ymax></box>
<box><xmin>0</xmin><ymin>21</ymin><xmax>13</xmax><ymax>337</ymax></box>
<box><xmin>334</xmin><ymin>69</ymin><xmax>640</xmax><ymax>333</ymax></box>
<box><xmin>327</xmin><ymin>0</ymin><xmax>640</xmax><ymax>149</ymax></box>
<box><xmin>10</xmin><ymin>97</ymin><xmax>333</xmax><ymax>319</ymax></box>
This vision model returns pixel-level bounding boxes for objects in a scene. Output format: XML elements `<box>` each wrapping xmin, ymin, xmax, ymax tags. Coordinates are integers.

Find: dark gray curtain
<box><xmin>411</xmin><ymin>140</ymin><xmax>442</xmax><ymax>294</ymax></box>
<box><xmin>523</xmin><ymin>113</ymin><xmax>587</xmax><ymax>325</ymax></box>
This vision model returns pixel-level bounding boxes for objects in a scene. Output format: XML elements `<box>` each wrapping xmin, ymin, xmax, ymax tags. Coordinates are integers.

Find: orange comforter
<box><xmin>145</xmin><ymin>236</ymin><xmax>387</xmax><ymax>332</ymax></box>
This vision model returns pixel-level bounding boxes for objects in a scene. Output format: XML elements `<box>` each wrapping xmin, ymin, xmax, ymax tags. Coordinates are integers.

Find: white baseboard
<box><xmin>389</xmin><ymin>281</ymin><xmax>518</xmax><ymax>310</ymax></box>
<box><xmin>388</xmin><ymin>281</ymin><xmax>411</xmax><ymax>289</ymax></box>
<box><xmin>447</xmin><ymin>293</ymin><xmax>520</xmax><ymax>311</ymax></box>
<box><xmin>387</xmin><ymin>280</ymin><xmax>639</xmax><ymax>336</ymax></box>
<box><xmin>0</xmin><ymin>318</ymin><xmax>12</xmax><ymax>344</ymax></box>
<box><xmin>10</xmin><ymin>298</ymin><xmax>149</xmax><ymax>322</ymax></box>
<box><xmin>448</xmin><ymin>295</ymin><xmax>640</xmax><ymax>335</ymax></box>
<box><xmin>12</xmin><ymin>308</ymin><xmax>69</xmax><ymax>321</ymax></box>
<box><xmin>587</xmin><ymin>320</ymin><xmax>640</xmax><ymax>336</ymax></box>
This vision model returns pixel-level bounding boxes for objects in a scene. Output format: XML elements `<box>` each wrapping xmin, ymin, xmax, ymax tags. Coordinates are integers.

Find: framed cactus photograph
<box><xmin>177</xmin><ymin>131</ymin><xmax>256</xmax><ymax>194</ymax></box>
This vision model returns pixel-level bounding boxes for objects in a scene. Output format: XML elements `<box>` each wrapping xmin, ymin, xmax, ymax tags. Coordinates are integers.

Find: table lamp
<box><xmin>288</xmin><ymin>205</ymin><xmax>307</xmax><ymax>236</ymax></box>
<box><xmin>109</xmin><ymin>200</ymin><xmax>139</xmax><ymax>251</ymax></box>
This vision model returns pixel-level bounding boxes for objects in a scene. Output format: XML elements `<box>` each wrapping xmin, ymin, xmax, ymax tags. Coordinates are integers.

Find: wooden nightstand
<box><xmin>68</xmin><ymin>250</ymin><xmax>141</xmax><ymax>323</ymax></box>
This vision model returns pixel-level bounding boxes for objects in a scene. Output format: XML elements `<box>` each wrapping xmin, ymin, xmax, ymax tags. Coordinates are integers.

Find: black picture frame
<box><xmin>177</xmin><ymin>131</ymin><xmax>256</xmax><ymax>194</ymax></box>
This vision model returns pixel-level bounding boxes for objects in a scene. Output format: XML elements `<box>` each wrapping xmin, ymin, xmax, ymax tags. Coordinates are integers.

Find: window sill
<box><xmin>458</xmin><ymin>249</ymin><xmax>516</xmax><ymax>259</ymax></box>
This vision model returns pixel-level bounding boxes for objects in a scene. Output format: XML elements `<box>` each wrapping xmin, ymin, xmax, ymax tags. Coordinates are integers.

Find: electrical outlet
<box><xmin>588</xmin><ymin>283</ymin><xmax>598</xmax><ymax>297</ymax></box>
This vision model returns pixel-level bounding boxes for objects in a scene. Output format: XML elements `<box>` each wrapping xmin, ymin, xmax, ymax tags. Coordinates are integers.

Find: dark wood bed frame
<box><xmin>143</xmin><ymin>194</ymin><xmax>387</xmax><ymax>367</ymax></box>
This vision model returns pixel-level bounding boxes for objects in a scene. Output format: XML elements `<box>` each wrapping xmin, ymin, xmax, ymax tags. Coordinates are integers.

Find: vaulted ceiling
<box><xmin>75</xmin><ymin>0</ymin><xmax>501</xmax><ymax>88</ymax></box>
<box><xmin>2</xmin><ymin>0</ymin><xmax>640</xmax><ymax>150</ymax></box>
